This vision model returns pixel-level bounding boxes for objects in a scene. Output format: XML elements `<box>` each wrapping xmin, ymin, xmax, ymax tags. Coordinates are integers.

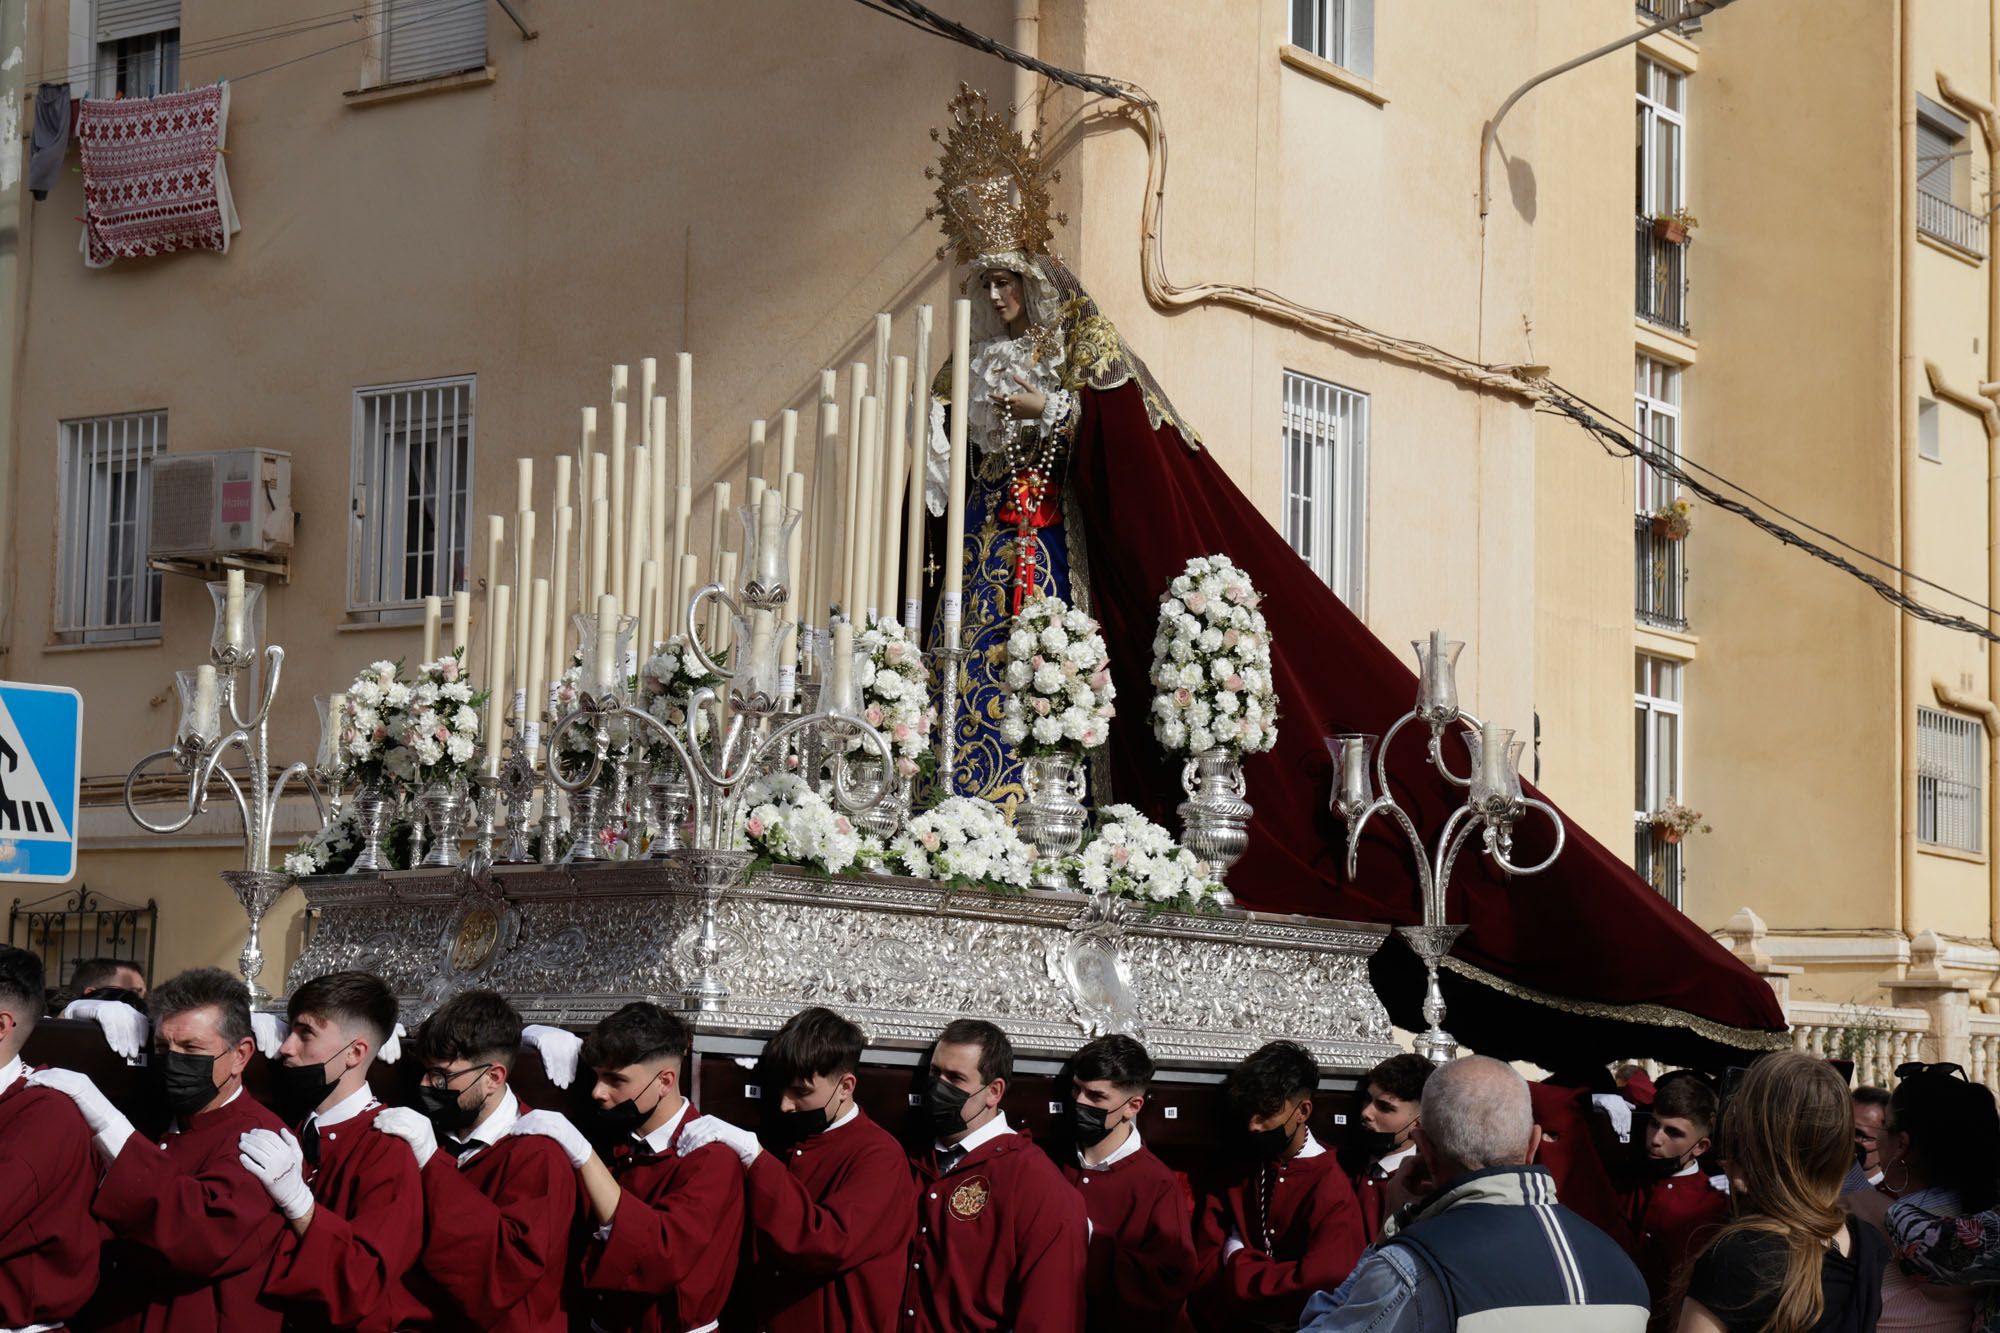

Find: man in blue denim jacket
<box><xmin>1300</xmin><ymin>1057</ymin><xmax>1649</xmax><ymax>1332</ymax></box>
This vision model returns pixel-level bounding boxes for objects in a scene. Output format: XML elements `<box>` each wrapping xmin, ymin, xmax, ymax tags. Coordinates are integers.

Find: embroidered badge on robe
<box><xmin>949</xmin><ymin>1176</ymin><xmax>991</xmax><ymax>1220</ymax></box>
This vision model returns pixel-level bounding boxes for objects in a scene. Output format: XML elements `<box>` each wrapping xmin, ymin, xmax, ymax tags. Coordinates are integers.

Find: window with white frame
<box><xmin>1917</xmin><ymin>95</ymin><xmax>1970</xmax><ymax>209</ymax></box>
<box><xmin>1634</xmin><ymin>654</ymin><xmax>1683</xmax><ymax>820</ymax></box>
<box><xmin>57</xmin><ymin>410</ymin><xmax>164</xmax><ymax>643</ymax></box>
<box><xmin>1919</xmin><ymin>398</ymin><xmax>1941</xmax><ymax>463</ymax></box>
<box><xmin>1289</xmin><ymin>0</ymin><xmax>1373</xmax><ymax>78</ymax></box>
<box><xmin>1634</xmin><ymin>355</ymin><xmax>1682</xmax><ymax>513</ymax></box>
<box><xmin>373</xmin><ymin>0</ymin><xmax>489</xmax><ymax>87</ymax></box>
<box><xmin>1918</xmin><ymin>706</ymin><xmax>1983</xmax><ymax>853</ymax></box>
<box><xmin>1636</xmin><ymin>57</ymin><xmax>1686</xmax><ymax>218</ymax></box>
<box><xmin>94</xmin><ymin>0</ymin><xmax>179</xmax><ymax>98</ymax></box>
<box><xmin>349</xmin><ymin>377</ymin><xmax>474</xmax><ymax>617</ymax></box>
<box><xmin>1281</xmin><ymin>370</ymin><xmax>1368</xmax><ymax>612</ymax></box>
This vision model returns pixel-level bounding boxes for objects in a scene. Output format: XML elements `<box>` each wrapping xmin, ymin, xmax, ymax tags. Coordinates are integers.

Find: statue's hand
<box><xmin>992</xmin><ymin>372</ymin><xmax>1047</xmax><ymax>423</ymax></box>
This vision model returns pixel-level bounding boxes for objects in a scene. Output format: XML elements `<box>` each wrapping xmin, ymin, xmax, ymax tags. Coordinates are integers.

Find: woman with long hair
<box><xmin>1678</xmin><ymin>1052</ymin><xmax>1886</xmax><ymax>1332</ymax></box>
<box><xmin>1863</xmin><ymin>1070</ymin><xmax>1998</xmax><ymax>1329</ymax></box>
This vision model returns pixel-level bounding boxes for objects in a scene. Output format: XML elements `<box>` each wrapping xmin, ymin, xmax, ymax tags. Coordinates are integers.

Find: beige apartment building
<box><xmin>4</xmin><ymin>0</ymin><xmax>1992</xmax><ymax>1068</ymax></box>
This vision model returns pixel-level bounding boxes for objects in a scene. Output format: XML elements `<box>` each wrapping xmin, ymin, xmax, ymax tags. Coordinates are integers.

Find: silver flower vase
<box><xmin>647</xmin><ymin>755</ymin><xmax>693</xmax><ymax>857</ymax></box>
<box><xmin>346</xmin><ymin>783</ymin><xmax>394</xmax><ymax>873</ymax></box>
<box><xmin>1177</xmin><ymin>746</ymin><xmax>1252</xmax><ymax>886</ymax></box>
<box><xmin>842</xmin><ymin>753</ymin><xmax>911</xmax><ymax>842</ymax></box>
<box><xmin>416</xmin><ymin>781</ymin><xmax>468</xmax><ymax>868</ymax></box>
<box><xmin>1017</xmin><ymin>751</ymin><xmax>1088</xmax><ymax>889</ymax></box>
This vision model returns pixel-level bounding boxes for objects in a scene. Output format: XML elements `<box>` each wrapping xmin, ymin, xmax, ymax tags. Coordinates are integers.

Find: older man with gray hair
<box><xmin>1300</xmin><ymin>1055</ymin><xmax>1649</xmax><ymax>1331</ymax></box>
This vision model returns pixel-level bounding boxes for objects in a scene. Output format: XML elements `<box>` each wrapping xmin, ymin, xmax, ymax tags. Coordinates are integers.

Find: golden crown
<box><xmin>925</xmin><ymin>84</ymin><xmax>1065</xmax><ymax>265</ymax></box>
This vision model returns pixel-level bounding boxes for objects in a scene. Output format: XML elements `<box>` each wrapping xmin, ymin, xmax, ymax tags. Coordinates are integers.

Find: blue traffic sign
<box><xmin>0</xmin><ymin>681</ymin><xmax>81</xmax><ymax>883</ymax></box>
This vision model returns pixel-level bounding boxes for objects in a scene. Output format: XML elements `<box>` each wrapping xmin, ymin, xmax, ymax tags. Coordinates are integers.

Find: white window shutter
<box><xmin>1344</xmin><ymin>0</ymin><xmax>1374</xmax><ymax>78</ymax></box>
<box><xmin>383</xmin><ymin>0</ymin><xmax>489</xmax><ymax>86</ymax></box>
<box><xmin>95</xmin><ymin>0</ymin><xmax>178</xmax><ymax>42</ymax></box>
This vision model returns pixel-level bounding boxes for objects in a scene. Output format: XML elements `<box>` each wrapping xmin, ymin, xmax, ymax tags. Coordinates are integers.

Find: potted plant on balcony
<box><xmin>1649</xmin><ymin>496</ymin><xmax>1693</xmax><ymax>541</ymax></box>
<box><xmin>1651</xmin><ymin>207</ymin><xmax>1698</xmax><ymax>245</ymax></box>
<box><xmin>1649</xmin><ymin>801</ymin><xmax>1711</xmax><ymax>845</ymax></box>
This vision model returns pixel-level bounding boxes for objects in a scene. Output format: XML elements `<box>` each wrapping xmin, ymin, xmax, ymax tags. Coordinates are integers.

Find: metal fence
<box><xmin>1635</xmin><ymin>514</ymin><xmax>1688</xmax><ymax>631</ymax></box>
<box><xmin>7</xmin><ymin>886</ymin><xmax>157</xmax><ymax>1000</ymax></box>
<box><xmin>1635</xmin><ymin>216</ymin><xmax>1691</xmax><ymax>335</ymax></box>
<box><xmin>1918</xmin><ymin>190</ymin><xmax>1989</xmax><ymax>258</ymax></box>
<box><xmin>1634</xmin><ymin>821</ymin><xmax>1684</xmax><ymax>910</ymax></box>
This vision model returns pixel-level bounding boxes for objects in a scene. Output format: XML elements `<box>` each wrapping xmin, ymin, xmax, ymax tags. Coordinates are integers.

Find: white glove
<box><xmin>26</xmin><ymin>1065</ymin><xmax>136</xmax><ymax>1160</ymax></box>
<box><xmin>1221</xmin><ymin>1231</ymin><xmax>1246</xmax><ymax>1262</ymax></box>
<box><xmin>373</xmin><ymin>1105</ymin><xmax>438</xmax><ymax>1169</ymax></box>
<box><xmin>239</xmin><ymin>1128</ymin><xmax>314</xmax><ymax>1221</ymax></box>
<box><xmin>676</xmin><ymin>1114</ymin><xmax>760</xmax><ymax>1166</ymax></box>
<box><xmin>250</xmin><ymin>1012</ymin><xmax>290</xmax><ymax>1060</ymax></box>
<box><xmin>61</xmin><ymin>998</ymin><xmax>150</xmax><ymax>1060</ymax></box>
<box><xmin>378</xmin><ymin>1022</ymin><xmax>407</xmax><ymax>1065</ymax></box>
<box><xmin>519</xmin><ymin>1025</ymin><xmax>582</xmax><ymax>1089</ymax></box>
<box><xmin>510</xmin><ymin>1108</ymin><xmax>593</xmax><ymax>1169</ymax></box>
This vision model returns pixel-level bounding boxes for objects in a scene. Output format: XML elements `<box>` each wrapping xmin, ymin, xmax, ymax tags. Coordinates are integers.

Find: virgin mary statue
<box><xmin>914</xmin><ymin>86</ymin><xmax>1787</xmax><ymax>1067</ymax></box>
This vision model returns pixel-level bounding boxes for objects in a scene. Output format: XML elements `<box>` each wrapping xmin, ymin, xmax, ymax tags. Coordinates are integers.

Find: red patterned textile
<box><xmin>77</xmin><ymin>85</ymin><xmax>234</xmax><ymax>267</ymax></box>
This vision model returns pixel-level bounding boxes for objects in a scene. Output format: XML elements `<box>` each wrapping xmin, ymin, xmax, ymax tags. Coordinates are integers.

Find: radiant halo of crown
<box><xmin>925</xmin><ymin>83</ymin><xmax>1066</xmax><ymax>265</ymax></box>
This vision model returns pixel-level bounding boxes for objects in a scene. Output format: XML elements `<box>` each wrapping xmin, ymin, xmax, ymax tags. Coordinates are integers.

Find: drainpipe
<box><xmin>1897</xmin><ymin>0</ymin><xmax>1918</xmax><ymax>942</ymax></box>
<box><xmin>1012</xmin><ymin>0</ymin><xmax>1038</xmax><ymax>137</ymax></box>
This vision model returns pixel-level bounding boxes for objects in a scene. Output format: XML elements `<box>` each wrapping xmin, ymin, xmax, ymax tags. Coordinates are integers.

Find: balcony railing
<box><xmin>7</xmin><ymin>886</ymin><xmax>156</xmax><ymax>999</ymax></box>
<box><xmin>1635</xmin><ymin>0</ymin><xmax>1697</xmax><ymax>21</ymax></box>
<box><xmin>1636</xmin><ymin>216</ymin><xmax>1690</xmax><ymax>334</ymax></box>
<box><xmin>1635</xmin><ymin>514</ymin><xmax>1688</xmax><ymax>631</ymax></box>
<box><xmin>1634</xmin><ymin>821</ymin><xmax>1684</xmax><ymax>909</ymax></box>
<box><xmin>1918</xmin><ymin>190</ymin><xmax>1989</xmax><ymax>259</ymax></box>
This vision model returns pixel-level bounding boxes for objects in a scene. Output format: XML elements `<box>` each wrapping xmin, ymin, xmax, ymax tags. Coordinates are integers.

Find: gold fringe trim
<box><xmin>1439</xmin><ymin>955</ymin><xmax>1792</xmax><ymax>1052</ymax></box>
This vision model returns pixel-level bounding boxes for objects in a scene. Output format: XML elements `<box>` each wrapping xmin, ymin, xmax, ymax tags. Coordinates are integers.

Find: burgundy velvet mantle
<box><xmin>1067</xmin><ymin>379</ymin><xmax>1787</xmax><ymax>1068</ymax></box>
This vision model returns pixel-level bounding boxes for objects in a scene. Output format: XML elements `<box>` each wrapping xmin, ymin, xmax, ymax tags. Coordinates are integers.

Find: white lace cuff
<box><xmin>925</xmin><ymin>396</ymin><xmax>950</xmax><ymax>517</ymax></box>
<box><xmin>1039</xmin><ymin>387</ymin><xmax>1077</xmax><ymax>436</ymax></box>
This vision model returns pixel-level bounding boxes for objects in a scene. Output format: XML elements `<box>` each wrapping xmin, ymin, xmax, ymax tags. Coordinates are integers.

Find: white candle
<box><xmin>853</xmin><ymin>396</ymin><xmax>880</xmax><ymax>622</ymax></box>
<box><xmin>1479</xmin><ymin>720</ymin><xmax>1506</xmax><ymax>791</ymax></box>
<box><xmin>638</xmin><ymin>357</ymin><xmax>657</xmax><ymax>445</ymax></box>
<box><xmin>881</xmin><ymin>355</ymin><xmax>910</xmax><ymax>620</ymax></box>
<box><xmin>678</xmin><ymin>553</ymin><xmax>699</xmax><ymax>644</ymax></box>
<box><xmin>830</xmin><ymin>619</ymin><xmax>854</xmax><ymax>711</ymax></box>
<box><xmin>671</xmin><ymin>484</ymin><xmax>691</xmax><ymax>628</ymax></box>
<box><xmin>483</xmin><ymin>515</ymin><xmax>505</xmax><ymax>683</ymax></box>
<box><xmin>526</xmin><ymin>579</ymin><xmax>548</xmax><ymax>765</ymax></box>
<box><xmin>514</xmin><ymin>510</ymin><xmax>536</xmax><ymax>717</ymax></box>
<box><xmin>906</xmin><ymin>304</ymin><xmax>932</xmax><ymax>630</ymax></box>
<box><xmin>811</xmin><ymin>390</ymin><xmax>839</xmax><ymax>626</ymax></box>
<box><xmin>485</xmin><ymin>584</ymin><xmax>511</xmax><ymax>769</ymax></box>
<box><xmin>322</xmin><ymin>689</ymin><xmax>344</xmax><ymax>757</ymax></box>
<box><xmin>782</xmin><ymin>471</ymin><xmax>805</xmax><ymax>630</ymax></box>
<box><xmin>625</xmin><ymin>446</ymin><xmax>650</xmax><ymax>616</ymax></box>
<box><xmin>842</xmin><ymin>362</ymin><xmax>869</xmax><ymax>619</ymax></box>
<box><xmin>194</xmin><ymin>665</ymin><xmax>218</xmax><ymax>738</ymax></box>
<box><xmin>942</xmin><ymin>299</ymin><xmax>971</xmax><ymax>632</ymax></box>
<box><xmin>675</xmin><ymin>353</ymin><xmax>693</xmax><ymax>484</ymax></box>
<box><xmin>715</xmin><ymin>552</ymin><xmax>739</xmax><ymax>653</ymax></box>
<box><xmin>579</xmin><ymin>407</ymin><xmax>596</xmax><ymax>595</ymax></box>
<box><xmin>871</xmin><ymin>312</ymin><xmax>892</xmax><ymax>457</ymax></box>
<box><xmin>650</xmin><ymin>396</ymin><xmax>669</xmax><ymax>636</ymax></box>
<box><xmin>747</xmin><ymin>419</ymin><xmax>767</xmax><ymax>495</ymax></box>
<box><xmin>749</xmin><ymin>606</ymin><xmax>774</xmax><ymax>678</ymax></box>
<box><xmin>515</xmin><ymin>458</ymin><xmax>533</xmax><ymax>514</ymax></box>
<box><xmin>593</xmin><ymin>593</ymin><xmax>620</xmax><ymax>696</ymax></box>
<box><xmin>778</xmin><ymin>410</ymin><xmax>798</xmax><ymax>491</ymax></box>
<box><xmin>589</xmin><ymin>498</ymin><xmax>610</xmax><ymax>607</ymax></box>
<box><xmin>223</xmin><ymin>569</ymin><xmax>245</xmax><ymax>648</ymax></box>
<box><xmin>611</xmin><ymin>362</ymin><xmax>629</xmax><ymax>406</ymax></box>
<box><xmin>550</xmin><ymin>507</ymin><xmax>572</xmax><ymax>685</ymax></box>
<box><xmin>554</xmin><ymin>451</ymin><xmax>572</xmax><ymax>519</ymax></box>
<box><xmin>422</xmin><ymin>595</ymin><xmax>441</xmax><ymax>663</ymax></box>
<box><xmin>452</xmin><ymin>589</ymin><xmax>471</xmax><ymax>658</ymax></box>
<box><xmin>1341</xmin><ymin>738</ymin><xmax>1368</xmax><ymax>803</ymax></box>
<box><xmin>609</xmin><ymin>401</ymin><xmax>628</xmax><ymax>606</ymax></box>
<box><xmin>638</xmin><ymin>560</ymin><xmax>658</xmax><ymax>662</ymax></box>
<box><xmin>757</xmin><ymin>484</ymin><xmax>784</xmax><ymax>588</ymax></box>
<box><xmin>708</xmin><ymin>482</ymin><xmax>731</xmax><ymax>595</ymax></box>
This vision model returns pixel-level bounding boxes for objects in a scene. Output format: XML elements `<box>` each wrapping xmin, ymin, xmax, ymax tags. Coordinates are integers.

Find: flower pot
<box><xmin>1650</xmin><ymin>515</ymin><xmax>1688</xmax><ymax>541</ymax></box>
<box><xmin>1659</xmin><ymin>827</ymin><xmax>1684</xmax><ymax>845</ymax></box>
<box><xmin>1652</xmin><ymin>217</ymin><xmax>1689</xmax><ymax>245</ymax></box>
<box><xmin>1016</xmin><ymin>751</ymin><xmax>1088</xmax><ymax>889</ymax></box>
<box><xmin>1176</xmin><ymin>747</ymin><xmax>1252</xmax><ymax>885</ymax></box>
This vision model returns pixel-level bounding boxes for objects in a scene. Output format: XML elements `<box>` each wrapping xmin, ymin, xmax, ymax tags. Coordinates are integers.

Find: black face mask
<box><xmin>586</xmin><ymin>1083</ymin><xmax>665</xmax><ymax>1152</ymax></box>
<box><xmin>762</xmin><ymin>1088</ymin><xmax>844</xmax><ymax>1150</ymax></box>
<box><xmin>1353</xmin><ymin>1128</ymin><xmax>1400</xmax><ymax>1160</ymax></box>
<box><xmin>1065</xmin><ymin>1099</ymin><xmax>1118</xmax><ymax>1150</ymax></box>
<box><xmin>273</xmin><ymin>1043</ymin><xmax>358</xmax><ymax>1125</ymax></box>
<box><xmin>1640</xmin><ymin>1152</ymin><xmax>1694</xmax><ymax>1181</ymax></box>
<box><xmin>89</xmin><ymin>986</ymin><xmax>148</xmax><ymax>1013</ymax></box>
<box><xmin>923</xmin><ymin>1077</ymin><xmax>978</xmax><ymax>1137</ymax></box>
<box><xmin>416</xmin><ymin>1073</ymin><xmax>488</xmax><ymax>1137</ymax></box>
<box><xmin>1245</xmin><ymin>1109</ymin><xmax>1300</xmax><ymax>1162</ymax></box>
<box><xmin>157</xmin><ymin>1048</ymin><xmax>227</xmax><ymax>1120</ymax></box>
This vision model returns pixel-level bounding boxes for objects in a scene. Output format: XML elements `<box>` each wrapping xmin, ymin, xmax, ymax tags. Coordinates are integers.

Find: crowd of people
<box><xmin>7</xmin><ymin>941</ymin><xmax>2000</xmax><ymax>1331</ymax></box>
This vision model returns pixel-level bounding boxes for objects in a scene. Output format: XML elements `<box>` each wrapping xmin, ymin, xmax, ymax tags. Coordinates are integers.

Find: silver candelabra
<box><xmin>1328</xmin><ymin>630</ymin><xmax>1565</xmax><ymax>1061</ymax></box>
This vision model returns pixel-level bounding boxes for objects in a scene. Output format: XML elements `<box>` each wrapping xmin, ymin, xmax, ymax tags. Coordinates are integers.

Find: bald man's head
<box><xmin>1413</xmin><ymin>1055</ymin><xmax>1537</xmax><ymax>1180</ymax></box>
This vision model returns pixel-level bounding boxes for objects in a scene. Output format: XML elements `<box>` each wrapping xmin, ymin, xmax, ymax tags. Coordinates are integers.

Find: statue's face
<box><xmin>980</xmin><ymin>269</ymin><xmax>1025</xmax><ymax>325</ymax></box>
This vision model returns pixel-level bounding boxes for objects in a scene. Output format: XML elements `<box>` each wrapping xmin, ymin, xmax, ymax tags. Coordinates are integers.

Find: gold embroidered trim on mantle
<box><xmin>1440</xmin><ymin>956</ymin><xmax>1791</xmax><ymax>1051</ymax></box>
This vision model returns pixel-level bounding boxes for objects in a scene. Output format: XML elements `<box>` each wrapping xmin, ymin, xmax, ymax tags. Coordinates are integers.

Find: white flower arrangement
<box><xmin>1072</xmin><ymin>803</ymin><xmax>1226</xmax><ymax>912</ymax></box>
<box><xmin>396</xmin><ymin>651</ymin><xmax>483</xmax><ymax>787</ymax></box>
<box><xmin>1148</xmin><ymin>554</ymin><xmax>1278</xmax><ymax>757</ymax></box>
<box><xmin>881</xmin><ymin>795</ymin><xmax>1033</xmax><ymax>890</ymax></box>
<box><xmin>640</xmin><ymin>635</ymin><xmax>721</xmax><ymax>749</ymax></box>
<box><xmin>998</xmin><ymin>595</ymin><xmax>1115</xmax><ymax>756</ymax></box>
<box><xmin>283</xmin><ymin>807</ymin><xmax>363</xmax><ymax>877</ymax></box>
<box><xmin>849</xmin><ymin>617</ymin><xmax>936</xmax><ymax>778</ymax></box>
<box><xmin>739</xmin><ymin>771</ymin><xmax>862</xmax><ymax>876</ymax></box>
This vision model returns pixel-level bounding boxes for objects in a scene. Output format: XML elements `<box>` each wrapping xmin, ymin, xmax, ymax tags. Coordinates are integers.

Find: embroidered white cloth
<box><xmin>76</xmin><ymin>84</ymin><xmax>239</xmax><ymax>268</ymax></box>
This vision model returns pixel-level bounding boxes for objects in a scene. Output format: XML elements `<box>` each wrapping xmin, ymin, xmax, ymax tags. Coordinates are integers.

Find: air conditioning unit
<box><xmin>148</xmin><ymin>449</ymin><xmax>294</xmax><ymax>562</ymax></box>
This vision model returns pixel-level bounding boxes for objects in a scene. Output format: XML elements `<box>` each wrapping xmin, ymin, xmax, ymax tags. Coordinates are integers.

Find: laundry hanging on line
<box><xmin>75</xmin><ymin>83</ymin><xmax>239</xmax><ymax>268</ymax></box>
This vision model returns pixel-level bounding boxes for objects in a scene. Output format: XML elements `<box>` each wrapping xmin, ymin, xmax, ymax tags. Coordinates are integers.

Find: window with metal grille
<box><xmin>1281</xmin><ymin>370</ymin><xmax>1369</xmax><ymax>612</ymax></box>
<box><xmin>349</xmin><ymin>377</ymin><xmax>474</xmax><ymax>617</ymax></box>
<box><xmin>57</xmin><ymin>410</ymin><xmax>164</xmax><ymax>643</ymax></box>
<box><xmin>1918</xmin><ymin>706</ymin><xmax>1982</xmax><ymax>852</ymax></box>
<box><xmin>1289</xmin><ymin>0</ymin><xmax>1374</xmax><ymax>77</ymax></box>
<box><xmin>1634</xmin><ymin>654</ymin><xmax>1683</xmax><ymax>818</ymax></box>
<box><xmin>1636</xmin><ymin>57</ymin><xmax>1686</xmax><ymax>217</ymax></box>
<box><xmin>375</xmin><ymin>0</ymin><xmax>488</xmax><ymax>87</ymax></box>
<box><xmin>94</xmin><ymin>0</ymin><xmax>178</xmax><ymax>98</ymax></box>
<box><xmin>1634</xmin><ymin>355</ymin><xmax>1682</xmax><ymax>513</ymax></box>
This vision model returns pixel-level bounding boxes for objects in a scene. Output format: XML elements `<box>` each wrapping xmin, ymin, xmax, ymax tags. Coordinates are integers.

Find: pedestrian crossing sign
<box><xmin>0</xmin><ymin>681</ymin><xmax>82</xmax><ymax>883</ymax></box>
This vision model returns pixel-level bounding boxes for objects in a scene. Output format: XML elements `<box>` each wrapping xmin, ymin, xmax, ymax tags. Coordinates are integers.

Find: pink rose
<box><xmin>1112</xmin><ymin>846</ymin><xmax>1131</xmax><ymax>866</ymax></box>
<box><xmin>1175</xmin><ymin>688</ymin><xmax>1192</xmax><ymax>706</ymax></box>
<box><xmin>898</xmin><ymin>757</ymin><xmax>919</xmax><ymax>778</ymax></box>
<box><xmin>1226</xmin><ymin>676</ymin><xmax>1243</xmax><ymax>693</ymax></box>
<box><xmin>1091</xmin><ymin>668</ymin><xmax>1110</xmax><ymax>689</ymax></box>
<box><xmin>865</xmin><ymin>705</ymin><xmax>884</xmax><ymax>726</ymax></box>
<box><xmin>1185</xmin><ymin>592</ymin><xmax>1208</xmax><ymax>613</ymax></box>
<box><xmin>835</xmin><ymin>816</ymin><xmax>853</xmax><ymax>835</ymax></box>
<box><xmin>894</xmin><ymin>722</ymin><xmax>911</xmax><ymax>742</ymax></box>
<box><xmin>1223</xmin><ymin>628</ymin><xmax>1240</xmax><ymax>648</ymax></box>
<box><xmin>1225</xmin><ymin>585</ymin><xmax>1246</xmax><ymax>604</ymax></box>
<box><xmin>746</xmin><ymin>817</ymin><xmax>766</xmax><ymax>838</ymax></box>
<box><xmin>1032</xmin><ymin>697</ymin><xmax>1051</xmax><ymax>716</ymax></box>
<box><xmin>1031</xmin><ymin>654</ymin><xmax>1046</xmax><ymax>669</ymax></box>
<box><xmin>886</xmin><ymin>644</ymin><xmax>907</xmax><ymax>664</ymax></box>
<box><xmin>922</xmin><ymin>830</ymin><xmax>941</xmax><ymax>851</ymax></box>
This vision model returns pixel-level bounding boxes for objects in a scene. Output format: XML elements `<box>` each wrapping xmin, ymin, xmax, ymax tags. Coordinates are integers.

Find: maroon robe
<box><xmin>0</xmin><ymin>1068</ymin><xmax>102</xmax><ymax>1328</ymax></box>
<box><xmin>579</xmin><ymin>1109</ymin><xmax>744</xmax><ymax>1333</ymax></box>
<box><xmin>740</xmin><ymin>1109</ymin><xmax>914</xmax><ymax>1333</ymax></box>
<box><xmin>1066</xmin><ymin>377</ymin><xmax>1787</xmax><ymax>1066</ymax></box>
<box><xmin>86</xmin><ymin>1090</ymin><xmax>289</xmax><ymax>1333</ymax></box>
<box><xmin>263</xmin><ymin>1103</ymin><xmax>423</xmax><ymax>1332</ymax></box>
<box><xmin>1057</xmin><ymin>1139</ymin><xmax>1196</xmax><ymax>1330</ymax></box>
<box><xmin>902</xmin><ymin>1129</ymin><xmax>1088</xmax><ymax>1332</ymax></box>
<box><xmin>404</xmin><ymin>1131</ymin><xmax>580</xmax><ymax>1333</ymax></box>
<box><xmin>1620</xmin><ymin>1170</ymin><xmax>1728</xmax><ymax>1314</ymax></box>
<box><xmin>1187</xmin><ymin>1148</ymin><xmax>1365</xmax><ymax>1331</ymax></box>
<box><xmin>1351</xmin><ymin>1155</ymin><xmax>1414</xmax><ymax>1246</ymax></box>
<box><xmin>1528</xmin><ymin>1082</ymin><xmax>1638</xmax><ymax>1255</ymax></box>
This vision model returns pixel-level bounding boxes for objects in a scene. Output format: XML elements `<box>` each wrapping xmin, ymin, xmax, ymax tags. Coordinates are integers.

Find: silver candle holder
<box><xmin>1328</xmin><ymin>630</ymin><xmax>1565</xmax><ymax>1061</ymax></box>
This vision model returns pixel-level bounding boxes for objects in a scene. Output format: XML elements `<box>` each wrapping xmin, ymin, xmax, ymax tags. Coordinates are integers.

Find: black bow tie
<box><xmin>298</xmin><ymin>1118</ymin><xmax>320</xmax><ymax>1166</ymax></box>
